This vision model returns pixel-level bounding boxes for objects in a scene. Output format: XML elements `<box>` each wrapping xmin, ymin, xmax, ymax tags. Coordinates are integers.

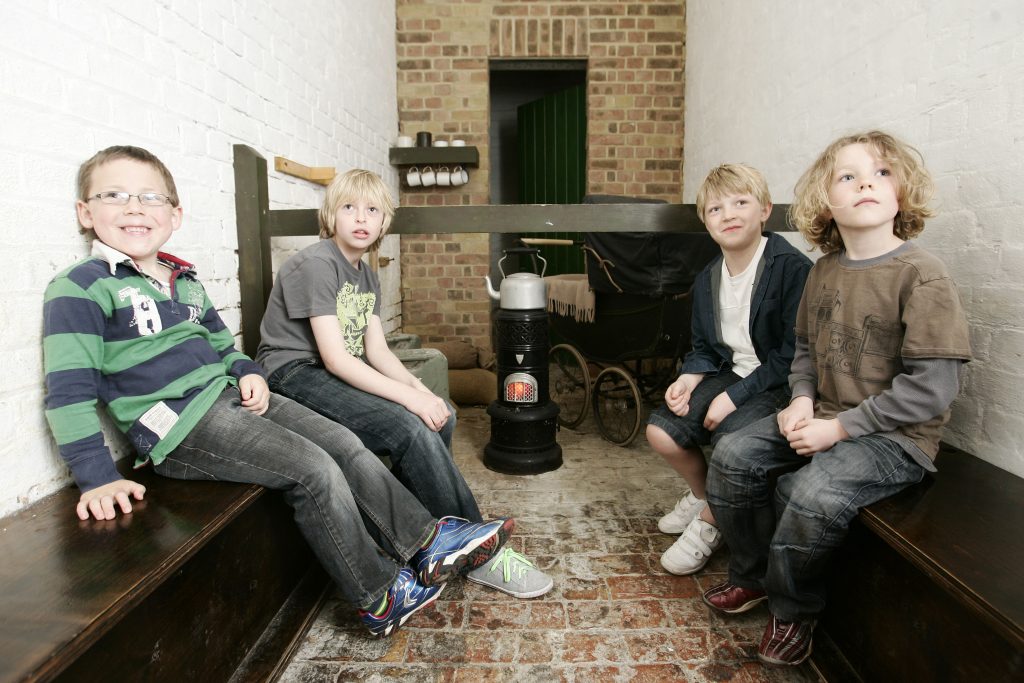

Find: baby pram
<box><xmin>529</xmin><ymin>195</ymin><xmax>719</xmax><ymax>446</ymax></box>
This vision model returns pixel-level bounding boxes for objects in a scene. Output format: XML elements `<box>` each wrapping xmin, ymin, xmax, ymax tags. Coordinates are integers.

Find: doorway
<box><xmin>488</xmin><ymin>60</ymin><xmax>587</xmax><ymax>277</ymax></box>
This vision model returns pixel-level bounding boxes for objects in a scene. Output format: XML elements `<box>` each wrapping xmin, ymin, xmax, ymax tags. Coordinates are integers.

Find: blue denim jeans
<box><xmin>647</xmin><ymin>372</ymin><xmax>788</xmax><ymax>449</ymax></box>
<box><xmin>707</xmin><ymin>414</ymin><xmax>926</xmax><ymax>622</ymax></box>
<box><xmin>154</xmin><ymin>387</ymin><xmax>435</xmax><ymax>610</ymax></box>
<box><xmin>268</xmin><ymin>359</ymin><xmax>482</xmax><ymax>522</ymax></box>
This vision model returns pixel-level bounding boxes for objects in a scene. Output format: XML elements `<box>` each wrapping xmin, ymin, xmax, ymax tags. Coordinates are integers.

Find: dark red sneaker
<box><xmin>702</xmin><ymin>581</ymin><xmax>767</xmax><ymax>614</ymax></box>
<box><xmin>758</xmin><ymin>614</ymin><xmax>815</xmax><ymax>666</ymax></box>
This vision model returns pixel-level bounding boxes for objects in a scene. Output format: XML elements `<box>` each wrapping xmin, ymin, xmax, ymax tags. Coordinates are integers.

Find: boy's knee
<box><xmin>645</xmin><ymin>423</ymin><xmax>674</xmax><ymax>453</ymax></box>
<box><xmin>712</xmin><ymin>431</ymin><xmax>745</xmax><ymax>467</ymax></box>
<box><xmin>777</xmin><ymin>469</ymin><xmax>841</xmax><ymax>521</ymax></box>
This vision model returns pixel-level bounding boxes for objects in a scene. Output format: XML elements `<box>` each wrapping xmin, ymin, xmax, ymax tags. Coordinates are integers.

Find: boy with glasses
<box><xmin>43</xmin><ymin>145</ymin><xmax>513</xmax><ymax>637</ymax></box>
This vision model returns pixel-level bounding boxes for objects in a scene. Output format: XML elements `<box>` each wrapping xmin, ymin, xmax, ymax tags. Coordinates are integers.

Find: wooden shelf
<box><xmin>389</xmin><ymin>146</ymin><xmax>479</xmax><ymax>166</ymax></box>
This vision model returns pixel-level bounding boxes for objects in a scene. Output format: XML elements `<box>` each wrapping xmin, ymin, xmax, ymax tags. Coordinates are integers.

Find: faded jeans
<box><xmin>707</xmin><ymin>414</ymin><xmax>926</xmax><ymax>622</ymax></box>
<box><xmin>154</xmin><ymin>387</ymin><xmax>435</xmax><ymax>609</ymax></box>
<box><xmin>269</xmin><ymin>359</ymin><xmax>482</xmax><ymax>522</ymax></box>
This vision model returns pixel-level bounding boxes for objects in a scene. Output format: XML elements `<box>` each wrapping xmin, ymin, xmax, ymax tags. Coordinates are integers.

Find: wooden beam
<box><xmin>273</xmin><ymin>156</ymin><xmax>335</xmax><ymax>185</ymax></box>
<box><xmin>261</xmin><ymin>203</ymin><xmax>795</xmax><ymax>239</ymax></box>
<box><xmin>233</xmin><ymin>145</ymin><xmax>273</xmax><ymax>357</ymax></box>
<box><xmin>389</xmin><ymin>203</ymin><xmax>793</xmax><ymax>235</ymax></box>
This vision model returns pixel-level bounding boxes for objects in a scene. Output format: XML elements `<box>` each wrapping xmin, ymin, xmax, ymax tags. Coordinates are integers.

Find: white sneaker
<box><xmin>657</xmin><ymin>491</ymin><xmax>707</xmax><ymax>534</ymax></box>
<box><xmin>660</xmin><ymin>516</ymin><xmax>722</xmax><ymax>575</ymax></box>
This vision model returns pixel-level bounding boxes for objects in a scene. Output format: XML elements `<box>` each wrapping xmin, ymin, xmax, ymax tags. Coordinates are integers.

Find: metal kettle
<box><xmin>483</xmin><ymin>247</ymin><xmax>548</xmax><ymax>310</ymax></box>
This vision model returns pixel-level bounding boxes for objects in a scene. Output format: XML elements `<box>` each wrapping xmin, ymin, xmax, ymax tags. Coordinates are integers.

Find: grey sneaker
<box><xmin>658</xmin><ymin>491</ymin><xmax>706</xmax><ymax>534</ymax></box>
<box><xmin>466</xmin><ymin>547</ymin><xmax>554</xmax><ymax>598</ymax></box>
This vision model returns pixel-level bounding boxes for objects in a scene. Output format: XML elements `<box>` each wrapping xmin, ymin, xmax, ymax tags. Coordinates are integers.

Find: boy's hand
<box><xmin>703</xmin><ymin>392</ymin><xmax>737</xmax><ymax>430</ymax></box>
<box><xmin>404</xmin><ymin>391</ymin><xmax>451</xmax><ymax>432</ymax></box>
<box><xmin>778</xmin><ymin>396</ymin><xmax>814</xmax><ymax>437</ymax></box>
<box><xmin>239</xmin><ymin>374</ymin><xmax>270</xmax><ymax>415</ymax></box>
<box><xmin>786</xmin><ymin>418</ymin><xmax>849</xmax><ymax>456</ymax></box>
<box><xmin>77</xmin><ymin>479</ymin><xmax>146</xmax><ymax>521</ymax></box>
<box><xmin>665</xmin><ymin>373</ymin><xmax>703</xmax><ymax>416</ymax></box>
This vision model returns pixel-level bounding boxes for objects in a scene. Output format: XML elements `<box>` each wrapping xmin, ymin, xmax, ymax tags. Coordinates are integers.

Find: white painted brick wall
<box><xmin>686</xmin><ymin>0</ymin><xmax>1024</xmax><ymax>476</ymax></box>
<box><xmin>1</xmin><ymin>1</ymin><xmax>402</xmax><ymax>516</ymax></box>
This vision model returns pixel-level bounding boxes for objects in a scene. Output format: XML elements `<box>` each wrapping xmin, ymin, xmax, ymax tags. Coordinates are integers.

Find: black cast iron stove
<box><xmin>482</xmin><ymin>247</ymin><xmax>562</xmax><ymax>474</ymax></box>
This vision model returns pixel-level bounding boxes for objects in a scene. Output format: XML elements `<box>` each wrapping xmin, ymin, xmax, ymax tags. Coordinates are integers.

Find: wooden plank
<box><xmin>274</xmin><ymin>156</ymin><xmax>335</xmax><ymax>185</ymax></box>
<box><xmin>233</xmin><ymin>145</ymin><xmax>273</xmax><ymax>357</ymax></box>
<box><xmin>389</xmin><ymin>203</ymin><xmax>793</xmax><ymax>235</ymax></box>
<box><xmin>260</xmin><ymin>202</ymin><xmax>795</xmax><ymax>239</ymax></box>
<box><xmin>268</xmin><ymin>208</ymin><xmax>321</xmax><ymax>237</ymax></box>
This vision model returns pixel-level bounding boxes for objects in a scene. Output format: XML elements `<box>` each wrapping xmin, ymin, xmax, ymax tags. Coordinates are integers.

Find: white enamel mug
<box><xmin>420</xmin><ymin>166</ymin><xmax>436</xmax><ymax>187</ymax></box>
<box><xmin>436</xmin><ymin>166</ymin><xmax>451</xmax><ymax>187</ymax></box>
<box><xmin>406</xmin><ymin>166</ymin><xmax>422</xmax><ymax>187</ymax></box>
<box><xmin>450</xmin><ymin>165</ymin><xmax>466</xmax><ymax>186</ymax></box>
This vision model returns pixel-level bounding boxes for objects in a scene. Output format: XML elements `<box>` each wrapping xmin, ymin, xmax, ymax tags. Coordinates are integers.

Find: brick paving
<box><xmin>279</xmin><ymin>407</ymin><xmax>818</xmax><ymax>682</ymax></box>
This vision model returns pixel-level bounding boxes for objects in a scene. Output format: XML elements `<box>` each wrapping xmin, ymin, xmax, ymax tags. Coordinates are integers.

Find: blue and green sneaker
<box><xmin>359</xmin><ymin>567</ymin><xmax>444</xmax><ymax>637</ymax></box>
<box><xmin>413</xmin><ymin>516</ymin><xmax>514</xmax><ymax>586</ymax></box>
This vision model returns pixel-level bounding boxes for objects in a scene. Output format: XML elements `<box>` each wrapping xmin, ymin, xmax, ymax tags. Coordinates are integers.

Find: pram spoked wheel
<box><xmin>592</xmin><ymin>366</ymin><xmax>642</xmax><ymax>446</ymax></box>
<box><xmin>549</xmin><ymin>344</ymin><xmax>590</xmax><ymax>428</ymax></box>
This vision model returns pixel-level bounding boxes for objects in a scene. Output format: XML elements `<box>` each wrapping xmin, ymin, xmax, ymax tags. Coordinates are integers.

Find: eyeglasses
<box><xmin>88</xmin><ymin>191</ymin><xmax>174</xmax><ymax>207</ymax></box>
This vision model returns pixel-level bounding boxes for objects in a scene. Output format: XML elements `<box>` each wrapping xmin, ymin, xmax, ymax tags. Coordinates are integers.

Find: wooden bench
<box><xmin>0</xmin><ymin>455</ymin><xmax>327</xmax><ymax>683</ymax></box>
<box><xmin>811</xmin><ymin>443</ymin><xmax>1024</xmax><ymax>681</ymax></box>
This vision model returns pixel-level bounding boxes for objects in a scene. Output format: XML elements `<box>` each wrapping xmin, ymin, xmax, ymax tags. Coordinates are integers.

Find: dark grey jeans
<box><xmin>154</xmin><ymin>387</ymin><xmax>435</xmax><ymax>609</ymax></box>
<box><xmin>707</xmin><ymin>414</ymin><xmax>926</xmax><ymax>622</ymax></box>
<box><xmin>269</xmin><ymin>359</ymin><xmax>482</xmax><ymax>522</ymax></box>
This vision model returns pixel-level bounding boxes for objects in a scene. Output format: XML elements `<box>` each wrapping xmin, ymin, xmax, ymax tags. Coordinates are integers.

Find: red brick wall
<box><xmin>397</xmin><ymin>0</ymin><xmax>685</xmax><ymax>349</ymax></box>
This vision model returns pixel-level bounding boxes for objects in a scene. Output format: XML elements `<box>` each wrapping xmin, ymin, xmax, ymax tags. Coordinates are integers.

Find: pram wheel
<box><xmin>592</xmin><ymin>366</ymin><xmax>642</xmax><ymax>446</ymax></box>
<box><xmin>549</xmin><ymin>344</ymin><xmax>590</xmax><ymax>428</ymax></box>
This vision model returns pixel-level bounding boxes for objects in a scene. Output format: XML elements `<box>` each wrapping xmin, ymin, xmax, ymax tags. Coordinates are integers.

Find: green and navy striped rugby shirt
<box><xmin>43</xmin><ymin>244</ymin><xmax>263</xmax><ymax>491</ymax></box>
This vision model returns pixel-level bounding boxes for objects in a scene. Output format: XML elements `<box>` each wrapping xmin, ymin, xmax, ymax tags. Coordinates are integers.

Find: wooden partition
<box><xmin>232</xmin><ymin>144</ymin><xmax>793</xmax><ymax>356</ymax></box>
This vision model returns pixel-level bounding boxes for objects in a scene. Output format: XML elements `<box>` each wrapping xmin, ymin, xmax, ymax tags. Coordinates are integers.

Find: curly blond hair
<box><xmin>695</xmin><ymin>163</ymin><xmax>772</xmax><ymax>223</ymax></box>
<box><xmin>789</xmin><ymin>131</ymin><xmax>934</xmax><ymax>254</ymax></box>
<box><xmin>318</xmin><ymin>169</ymin><xmax>395</xmax><ymax>248</ymax></box>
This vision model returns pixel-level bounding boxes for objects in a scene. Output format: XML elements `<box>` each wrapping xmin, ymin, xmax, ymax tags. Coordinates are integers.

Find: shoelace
<box><xmin>486</xmin><ymin>547</ymin><xmax>535</xmax><ymax>582</ymax></box>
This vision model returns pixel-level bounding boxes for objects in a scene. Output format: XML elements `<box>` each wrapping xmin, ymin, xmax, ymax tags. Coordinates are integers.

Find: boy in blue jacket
<box><xmin>646</xmin><ymin>164</ymin><xmax>811</xmax><ymax>575</ymax></box>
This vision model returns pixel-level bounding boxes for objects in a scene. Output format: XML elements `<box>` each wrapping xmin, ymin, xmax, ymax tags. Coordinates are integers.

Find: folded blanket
<box><xmin>545</xmin><ymin>274</ymin><xmax>595</xmax><ymax>323</ymax></box>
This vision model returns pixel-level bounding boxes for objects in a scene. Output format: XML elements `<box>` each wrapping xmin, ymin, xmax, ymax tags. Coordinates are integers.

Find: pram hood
<box><xmin>581</xmin><ymin>195</ymin><xmax>719</xmax><ymax>298</ymax></box>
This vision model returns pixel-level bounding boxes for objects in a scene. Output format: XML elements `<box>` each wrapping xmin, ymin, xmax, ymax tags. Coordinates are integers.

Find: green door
<box><xmin>517</xmin><ymin>84</ymin><xmax>587</xmax><ymax>275</ymax></box>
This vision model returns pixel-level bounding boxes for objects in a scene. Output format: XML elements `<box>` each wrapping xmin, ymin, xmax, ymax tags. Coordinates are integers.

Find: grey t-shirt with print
<box><xmin>256</xmin><ymin>239</ymin><xmax>381</xmax><ymax>378</ymax></box>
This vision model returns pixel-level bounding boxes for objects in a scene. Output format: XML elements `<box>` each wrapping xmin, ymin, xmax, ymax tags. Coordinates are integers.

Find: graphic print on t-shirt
<box><xmin>809</xmin><ymin>284</ymin><xmax>901</xmax><ymax>383</ymax></box>
<box><xmin>336</xmin><ymin>281</ymin><xmax>377</xmax><ymax>357</ymax></box>
<box><xmin>118</xmin><ymin>285</ymin><xmax>162</xmax><ymax>336</ymax></box>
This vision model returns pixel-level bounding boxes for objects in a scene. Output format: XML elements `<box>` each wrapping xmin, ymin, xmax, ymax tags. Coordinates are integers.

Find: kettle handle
<box><xmin>498</xmin><ymin>247</ymin><xmax>547</xmax><ymax>278</ymax></box>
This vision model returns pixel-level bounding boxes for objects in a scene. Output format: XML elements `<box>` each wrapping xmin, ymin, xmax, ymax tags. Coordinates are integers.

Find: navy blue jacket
<box><xmin>680</xmin><ymin>232</ymin><xmax>812</xmax><ymax>406</ymax></box>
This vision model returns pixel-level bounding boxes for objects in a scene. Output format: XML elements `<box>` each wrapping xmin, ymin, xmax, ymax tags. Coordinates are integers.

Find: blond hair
<box><xmin>318</xmin><ymin>169</ymin><xmax>395</xmax><ymax>247</ymax></box>
<box><xmin>695</xmin><ymin>163</ymin><xmax>772</xmax><ymax>223</ymax></box>
<box><xmin>790</xmin><ymin>130</ymin><xmax>934</xmax><ymax>254</ymax></box>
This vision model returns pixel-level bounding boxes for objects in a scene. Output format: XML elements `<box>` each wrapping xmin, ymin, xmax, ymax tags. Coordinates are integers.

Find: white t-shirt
<box><xmin>718</xmin><ymin>236</ymin><xmax>768</xmax><ymax>378</ymax></box>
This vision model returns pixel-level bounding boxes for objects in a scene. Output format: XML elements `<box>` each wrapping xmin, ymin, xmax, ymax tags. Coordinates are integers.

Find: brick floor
<box><xmin>278</xmin><ymin>407</ymin><xmax>819</xmax><ymax>682</ymax></box>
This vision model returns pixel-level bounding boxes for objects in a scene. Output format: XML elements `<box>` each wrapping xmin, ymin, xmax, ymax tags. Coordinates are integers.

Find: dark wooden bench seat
<box><xmin>0</xmin><ymin>460</ymin><xmax>327</xmax><ymax>683</ymax></box>
<box><xmin>812</xmin><ymin>443</ymin><xmax>1024</xmax><ymax>682</ymax></box>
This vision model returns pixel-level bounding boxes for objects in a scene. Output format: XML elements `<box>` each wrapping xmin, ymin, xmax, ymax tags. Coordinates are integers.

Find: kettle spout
<box><xmin>484</xmin><ymin>276</ymin><xmax>500</xmax><ymax>301</ymax></box>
